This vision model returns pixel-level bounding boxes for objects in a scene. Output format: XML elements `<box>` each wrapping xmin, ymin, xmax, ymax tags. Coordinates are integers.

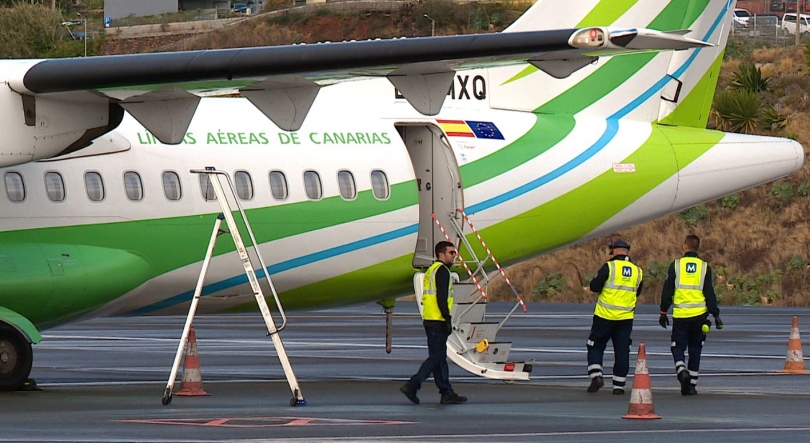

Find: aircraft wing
<box><xmin>1</xmin><ymin>27</ymin><xmax>709</xmax><ymax>167</ymax></box>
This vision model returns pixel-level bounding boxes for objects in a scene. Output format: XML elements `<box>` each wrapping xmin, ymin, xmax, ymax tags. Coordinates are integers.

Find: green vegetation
<box><xmin>532</xmin><ymin>272</ymin><xmax>566</xmax><ymax>299</ymax></box>
<box><xmin>0</xmin><ymin>3</ymin><xmax>104</xmax><ymax>58</ymax></box>
<box><xmin>718</xmin><ymin>270</ymin><xmax>784</xmax><ymax>305</ymax></box>
<box><xmin>761</xmin><ymin>106</ymin><xmax>790</xmax><ymax>131</ymax></box>
<box><xmin>730</xmin><ymin>64</ymin><xmax>770</xmax><ymax>93</ymax></box>
<box><xmin>789</xmin><ymin>255</ymin><xmax>808</xmax><ymax>273</ymax></box>
<box><xmin>724</xmin><ymin>38</ymin><xmax>755</xmax><ymax>61</ymax></box>
<box><xmin>679</xmin><ymin>204</ymin><xmax>708</xmax><ymax>226</ymax></box>
<box><xmin>720</xmin><ymin>193</ymin><xmax>741</xmax><ymax>209</ymax></box>
<box><xmin>712</xmin><ymin>89</ymin><xmax>762</xmax><ymax>134</ymax></box>
<box><xmin>770</xmin><ymin>182</ymin><xmax>794</xmax><ymax>202</ymax></box>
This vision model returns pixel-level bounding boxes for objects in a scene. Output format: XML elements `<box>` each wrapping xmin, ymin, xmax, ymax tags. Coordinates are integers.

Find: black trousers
<box><xmin>671</xmin><ymin>314</ymin><xmax>708</xmax><ymax>385</ymax></box>
<box><xmin>405</xmin><ymin>320</ymin><xmax>454</xmax><ymax>396</ymax></box>
<box><xmin>586</xmin><ymin>316</ymin><xmax>633</xmax><ymax>389</ymax></box>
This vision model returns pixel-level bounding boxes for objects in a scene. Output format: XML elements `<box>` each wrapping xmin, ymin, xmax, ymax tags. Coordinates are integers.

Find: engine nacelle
<box><xmin>0</xmin><ymin>84</ymin><xmax>122</xmax><ymax>167</ymax></box>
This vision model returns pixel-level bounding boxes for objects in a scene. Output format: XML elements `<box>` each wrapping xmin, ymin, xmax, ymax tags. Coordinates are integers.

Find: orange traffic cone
<box><xmin>783</xmin><ymin>316</ymin><xmax>809</xmax><ymax>374</ymax></box>
<box><xmin>622</xmin><ymin>343</ymin><xmax>660</xmax><ymax>420</ymax></box>
<box><xmin>175</xmin><ymin>327</ymin><xmax>210</xmax><ymax>396</ymax></box>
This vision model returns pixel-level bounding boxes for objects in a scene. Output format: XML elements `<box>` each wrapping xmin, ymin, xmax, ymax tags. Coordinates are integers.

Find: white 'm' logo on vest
<box><xmin>622</xmin><ymin>266</ymin><xmax>632</xmax><ymax>277</ymax></box>
<box><xmin>686</xmin><ymin>263</ymin><xmax>697</xmax><ymax>273</ymax></box>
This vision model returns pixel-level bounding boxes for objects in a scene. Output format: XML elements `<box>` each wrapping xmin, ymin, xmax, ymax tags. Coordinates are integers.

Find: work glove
<box><xmin>445</xmin><ymin>315</ymin><xmax>453</xmax><ymax>334</ymax></box>
<box><xmin>714</xmin><ymin>315</ymin><xmax>724</xmax><ymax>330</ymax></box>
<box><xmin>659</xmin><ymin>312</ymin><xmax>669</xmax><ymax>329</ymax></box>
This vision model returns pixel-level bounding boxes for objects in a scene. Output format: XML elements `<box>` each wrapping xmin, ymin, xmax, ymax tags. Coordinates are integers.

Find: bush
<box><xmin>789</xmin><ymin>254</ymin><xmax>807</xmax><ymax>273</ymax></box>
<box><xmin>770</xmin><ymin>182</ymin><xmax>794</xmax><ymax>202</ymax></box>
<box><xmin>532</xmin><ymin>272</ymin><xmax>565</xmax><ymax>299</ymax></box>
<box><xmin>798</xmin><ymin>182</ymin><xmax>810</xmax><ymax>197</ymax></box>
<box><xmin>712</xmin><ymin>89</ymin><xmax>762</xmax><ymax>134</ymax></box>
<box><xmin>725</xmin><ymin>37</ymin><xmax>755</xmax><ymax>60</ymax></box>
<box><xmin>761</xmin><ymin>106</ymin><xmax>789</xmax><ymax>132</ymax></box>
<box><xmin>730</xmin><ymin>64</ymin><xmax>770</xmax><ymax>93</ymax></box>
<box><xmin>720</xmin><ymin>193</ymin><xmax>741</xmax><ymax>209</ymax></box>
<box><xmin>679</xmin><ymin>204</ymin><xmax>708</xmax><ymax>226</ymax></box>
<box><xmin>0</xmin><ymin>4</ymin><xmax>62</xmax><ymax>58</ymax></box>
<box><xmin>727</xmin><ymin>270</ymin><xmax>783</xmax><ymax>305</ymax></box>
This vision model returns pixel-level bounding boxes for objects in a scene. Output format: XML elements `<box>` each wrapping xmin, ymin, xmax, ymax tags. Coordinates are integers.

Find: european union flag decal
<box><xmin>466</xmin><ymin>121</ymin><xmax>505</xmax><ymax>140</ymax></box>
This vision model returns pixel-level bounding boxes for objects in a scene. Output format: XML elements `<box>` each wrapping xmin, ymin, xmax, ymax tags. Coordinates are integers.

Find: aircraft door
<box><xmin>398</xmin><ymin>124</ymin><xmax>464</xmax><ymax>268</ymax></box>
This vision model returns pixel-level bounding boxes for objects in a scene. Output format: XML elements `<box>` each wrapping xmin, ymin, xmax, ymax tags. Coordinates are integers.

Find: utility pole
<box><xmin>78</xmin><ymin>12</ymin><xmax>87</xmax><ymax>57</ymax></box>
<box><xmin>424</xmin><ymin>13</ymin><xmax>435</xmax><ymax>37</ymax></box>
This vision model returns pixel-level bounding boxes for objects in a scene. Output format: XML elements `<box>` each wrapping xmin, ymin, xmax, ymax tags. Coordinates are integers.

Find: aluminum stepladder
<box><xmin>162</xmin><ymin>167</ymin><xmax>305</xmax><ymax>407</ymax></box>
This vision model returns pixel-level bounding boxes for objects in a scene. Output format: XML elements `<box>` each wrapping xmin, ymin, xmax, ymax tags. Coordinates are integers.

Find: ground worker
<box><xmin>659</xmin><ymin>234</ymin><xmax>723</xmax><ymax>396</ymax></box>
<box><xmin>400</xmin><ymin>240</ymin><xmax>467</xmax><ymax>405</ymax></box>
<box><xmin>586</xmin><ymin>239</ymin><xmax>643</xmax><ymax>395</ymax></box>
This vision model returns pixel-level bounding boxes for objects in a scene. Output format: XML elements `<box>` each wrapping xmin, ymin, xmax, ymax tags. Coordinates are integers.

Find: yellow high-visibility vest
<box><xmin>673</xmin><ymin>257</ymin><xmax>708</xmax><ymax>318</ymax></box>
<box><xmin>594</xmin><ymin>260</ymin><xmax>641</xmax><ymax>321</ymax></box>
<box><xmin>422</xmin><ymin>262</ymin><xmax>454</xmax><ymax>321</ymax></box>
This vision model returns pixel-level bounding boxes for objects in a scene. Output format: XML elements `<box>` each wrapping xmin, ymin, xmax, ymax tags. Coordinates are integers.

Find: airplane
<box><xmin>0</xmin><ymin>0</ymin><xmax>804</xmax><ymax>393</ymax></box>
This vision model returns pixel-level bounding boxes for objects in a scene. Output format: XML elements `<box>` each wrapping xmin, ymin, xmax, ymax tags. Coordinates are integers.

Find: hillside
<box><xmin>100</xmin><ymin>4</ymin><xmax>810</xmax><ymax>307</ymax></box>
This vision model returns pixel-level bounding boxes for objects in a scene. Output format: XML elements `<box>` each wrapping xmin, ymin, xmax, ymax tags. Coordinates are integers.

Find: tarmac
<box><xmin>2</xmin><ymin>302</ymin><xmax>810</xmax><ymax>442</ymax></box>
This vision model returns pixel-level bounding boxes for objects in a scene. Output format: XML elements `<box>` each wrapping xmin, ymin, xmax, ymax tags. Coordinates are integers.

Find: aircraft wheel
<box><xmin>0</xmin><ymin>324</ymin><xmax>33</xmax><ymax>391</ymax></box>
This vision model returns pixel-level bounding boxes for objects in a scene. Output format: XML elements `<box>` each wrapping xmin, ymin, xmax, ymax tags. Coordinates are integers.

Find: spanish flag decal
<box><xmin>436</xmin><ymin>120</ymin><xmax>504</xmax><ymax>140</ymax></box>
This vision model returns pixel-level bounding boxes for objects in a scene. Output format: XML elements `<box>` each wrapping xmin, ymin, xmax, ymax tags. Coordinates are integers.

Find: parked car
<box><xmin>733</xmin><ymin>8</ymin><xmax>751</xmax><ymax>27</ymax></box>
<box><xmin>782</xmin><ymin>12</ymin><xmax>810</xmax><ymax>34</ymax></box>
<box><xmin>231</xmin><ymin>2</ymin><xmax>248</xmax><ymax>14</ymax></box>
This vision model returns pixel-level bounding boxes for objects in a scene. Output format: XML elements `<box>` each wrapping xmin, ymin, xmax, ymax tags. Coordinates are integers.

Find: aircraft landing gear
<box><xmin>0</xmin><ymin>324</ymin><xmax>33</xmax><ymax>391</ymax></box>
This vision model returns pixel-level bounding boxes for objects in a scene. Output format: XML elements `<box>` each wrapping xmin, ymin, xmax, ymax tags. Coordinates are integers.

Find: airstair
<box><xmin>162</xmin><ymin>167</ymin><xmax>305</xmax><ymax>407</ymax></box>
<box><xmin>414</xmin><ymin>210</ymin><xmax>531</xmax><ymax>381</ymax></box>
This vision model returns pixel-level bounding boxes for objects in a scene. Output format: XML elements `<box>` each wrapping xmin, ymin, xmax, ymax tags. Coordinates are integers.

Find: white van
<box><xmin>782</xmin><ymin>13</ymin><xmax>810</xmax><ymax>34</ymax></box>
<box><xmin>733</xmin><ymin>8</ymin><xmax>751</xmax><ymax>26</ymax></box>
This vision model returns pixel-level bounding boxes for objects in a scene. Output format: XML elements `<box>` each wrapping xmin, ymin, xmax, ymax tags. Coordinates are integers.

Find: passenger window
<box><xmin>303</xmin><ymin>170</ymin><xmax>322</xmax><ymax>200</ymax></box>
<box><xmin>124</xmin><ymin>171</ymin><xmax>144</xmax><ymax>201</ymax></box>
<box><xmin>45</xmin><ymin>172</ymin><xmax>66</xmax><ymax>202</ymax></box>
<box><xmin>199</xmin><ymin>175</ymin><xmax>217</xmax><ymax>201</ymax></box>
<box><xmin>371</xmin><ymin>170</ymin><xmax>390</xmax><ymax>200</ymax></box>
<box><xmin>337</xmin><ymin>170</ymin><xmax>356</xmax><ymax>200</ymax></box>
<box><xmin>84</xmin><ymin>171</ymin><xmax>105</xmax><ymax>202</ymax></box>
<box><xmin>269</xmin><ymin>171</ymin><xmax>288</xmax><ymax>200</ymax></box>
<box><xmin>162</xmin><ymin>171</ymin><xmax>182</xmax><ymax>201</ymax></box>
<box><xmin>4</xmin><ymin>172</ymin><xmax>25</xmax><ymax>202</ymax></box>
<box><xmin>234</xmin><ymin>171</ymin><xmax>254</xmax><ymax>200</ymax></box>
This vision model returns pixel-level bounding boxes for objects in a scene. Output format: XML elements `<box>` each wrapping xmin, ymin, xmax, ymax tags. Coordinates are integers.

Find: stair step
<box><xmin>470</xmin><ymin>341</ymin><xmax>511</xmax><ymax>364</ymax></box>
<box><xmin>452</xmin><ymin>303</ymin><xmax>486</xmax><ymax>324</ymax></box>
<box><xmin>456</xmin><ymin>322</ymin><xmax>499</xmax><ymax>344</ymax></box>
<box><xmin>486</xmin><ymin>361</ymin><xmax>532</xmax><ymax>374</ymax></box>
<box><xmin>453</xmin><ymin>282</ymin><xmax>484</xmax><ymax>303</ymax></box>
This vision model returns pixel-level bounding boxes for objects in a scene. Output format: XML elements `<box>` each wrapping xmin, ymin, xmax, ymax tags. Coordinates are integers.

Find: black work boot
<box><xmin>399</xmin><ymin>383</ymin><xmax>419</xmax><ymax>404</ymax></box>
<box><xmin>587</xmin><ymin>376</ymin><xmax>604</xmax><ymax>393</ymax></box>
<box><xmin>612</xmin><ymin>388</ymin><xmax>625</xmax><ymax>395</ymax></box>
<box><xmin>678</xmin><ymin>371</ymin><xmax>691</xmax><ymax>395</ymax></box>
<box><xmin>440</xmin><ymin>393</ymin><xmax>468</xmax><ymax>404</ymax></box>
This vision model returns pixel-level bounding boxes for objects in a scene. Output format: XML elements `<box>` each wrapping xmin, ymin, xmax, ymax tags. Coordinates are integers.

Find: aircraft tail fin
<box><xmin>491</xmin><ymin>0</ymin><xmax>734</xmax><ymax>126</ymax></box>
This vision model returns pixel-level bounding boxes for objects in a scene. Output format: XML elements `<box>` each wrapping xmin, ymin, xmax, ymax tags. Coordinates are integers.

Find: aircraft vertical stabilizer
<box><xmin>657</xmin><ymin>0</ymin><xmax>735</xmax><ymax>128</ymax></box>
<box><xmin>490</xmin><ymin>0</ymin><xmax>735</xmax><ymax>123</ymax></box>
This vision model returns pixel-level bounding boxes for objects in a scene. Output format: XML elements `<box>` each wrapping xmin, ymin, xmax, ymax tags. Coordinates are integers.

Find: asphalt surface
<box><xmin>2</xmin><ymin>302</ymin><xmax>810</xmax><ymax>442</ymax></box>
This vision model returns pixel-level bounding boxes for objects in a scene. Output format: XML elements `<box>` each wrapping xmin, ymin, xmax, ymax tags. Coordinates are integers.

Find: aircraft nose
<box><xmin>671</xmin><ymin>133</ymin><xmax>805</xmax><ymax>211</ymax></box>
